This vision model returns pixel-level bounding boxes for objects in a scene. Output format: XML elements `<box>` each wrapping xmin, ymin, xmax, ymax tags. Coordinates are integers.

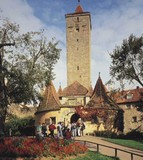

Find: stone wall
<box><xmin>66</xmin><ymin>13</ymin><xmax>91</xmax><ymax>89</ymax></box>
<box><xmin>120</xmin><ymin>105</ymin><xmax>143</xmax><ymax>133</ymax></box>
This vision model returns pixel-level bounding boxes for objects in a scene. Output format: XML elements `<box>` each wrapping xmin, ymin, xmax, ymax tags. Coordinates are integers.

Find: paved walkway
<box><xmin>75</xmin><ymin>135</ymin><xmax>143</xmax><ymax>160</ymax></box>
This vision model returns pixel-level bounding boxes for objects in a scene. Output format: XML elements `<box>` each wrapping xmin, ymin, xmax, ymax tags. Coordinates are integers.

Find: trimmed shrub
<box><xmin>94</xmin><ymin>130</ymin><xmax>118</xmax><ymax>138</ymax></box>
<box><xmin>125</xmin><ymin>130</ymin><xmax>143</xmax><ymax>141</ymax></box>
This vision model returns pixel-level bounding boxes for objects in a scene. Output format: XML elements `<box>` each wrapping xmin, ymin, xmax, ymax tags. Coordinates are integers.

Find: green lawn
<box><xmin>71</xmin><ymin>151</ymin><xmax>120</xmax><ymax>160</ymax></box>
<box><xmin>104</xmin><ymin>138</ymin><xmax>143</xmax><ymax>151</ymax></box>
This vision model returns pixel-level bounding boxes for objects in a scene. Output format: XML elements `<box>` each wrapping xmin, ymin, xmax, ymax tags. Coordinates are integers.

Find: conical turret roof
<box><xmin>92</xmin><ymin>76</ymin><xmax>108</xmax><ymax>99</ymax></box>
<box><xmin>86</xmin><ymin>76</ymin><xmax>119</xmax><ymax>110</ymax></box>
<box><xmin>36</xmin><ymin>81</ymin><xmax>61</xmax><ymax>114</ymax></box>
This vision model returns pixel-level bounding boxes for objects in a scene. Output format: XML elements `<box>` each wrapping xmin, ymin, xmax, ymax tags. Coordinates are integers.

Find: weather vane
<box><xmin>78</xmin><ymin>0</ymin><xmax>80</xmax><ymax>3</ymax></box>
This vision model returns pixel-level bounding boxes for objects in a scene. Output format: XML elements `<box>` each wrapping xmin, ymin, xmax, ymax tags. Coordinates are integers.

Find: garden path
<box><xmin>75</xmin><ymin>135</ymin><xmax>143</xmax><ymax>160</ymax></box>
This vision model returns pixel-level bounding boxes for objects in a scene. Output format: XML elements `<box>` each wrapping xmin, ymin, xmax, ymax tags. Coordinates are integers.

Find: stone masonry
<box><xmin>65</xmin><ymin>9</ymin><xmax>91</xmax><ymax>89</ymax></box>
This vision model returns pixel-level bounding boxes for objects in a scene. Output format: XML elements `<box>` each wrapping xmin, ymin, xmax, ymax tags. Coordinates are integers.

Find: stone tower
<box><xmin>65</xmin><ymin>3</ymin><xmax>91</xmax><ymax>89</ymax></box>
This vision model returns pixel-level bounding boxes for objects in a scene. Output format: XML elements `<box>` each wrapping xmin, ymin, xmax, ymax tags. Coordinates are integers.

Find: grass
<box><xmin>71</xmin><ymin>151</ymin><xmax>120</xmax><ymax>160</ymax></box>
<box><xmin>18</xmin><ymin>151</ymin><xmax>120</xmax><ymax>160</ymax></box>
<box><xmin>104</xmin><ymin>138</ymin><xmax>143</xmax><ymax>151</ymax></box>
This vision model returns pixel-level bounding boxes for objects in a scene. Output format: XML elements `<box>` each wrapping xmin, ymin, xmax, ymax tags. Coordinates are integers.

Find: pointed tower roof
<box><xmin>86</xmin><ymin>76</ymin><xmax>119</xmax><ymax>110</ymax></box>
<box><xmin>57</xmin><ymin>83</ymin><xmax>63</xmax><ymax>97</ymax></box>
<box><xmin>75</xmin><ymin>4</ymin><xmax>83</xmax><ymax>13</ymax></box>
<box><xmin>92</xmin><ymin>75</ymin><xmax>107</xmax><ymax>99</ymax></box>
<box><xmin>36</xmin><ymin>81</ymin><xmax>61</xmax><ymax>114</ymax></box>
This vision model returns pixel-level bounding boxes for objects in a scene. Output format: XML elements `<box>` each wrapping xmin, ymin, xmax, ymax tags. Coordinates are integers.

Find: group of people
<box><xmin>36</xmin><ymin>121</ymin><xmax>86</xmax><ymax>140</ymax></box>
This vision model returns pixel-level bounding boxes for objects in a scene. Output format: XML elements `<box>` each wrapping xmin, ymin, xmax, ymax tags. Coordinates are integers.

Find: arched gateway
<box><xmin>70</xmin><ymin>113</ymin><xmax>80</xmax><ymax>123</ymax></box>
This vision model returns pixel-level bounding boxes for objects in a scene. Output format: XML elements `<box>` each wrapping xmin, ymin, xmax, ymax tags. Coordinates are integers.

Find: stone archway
<box><xmin>70</xmin><ymin>113</ymin><xmax>80</xmax><ymax>123</ymax></box>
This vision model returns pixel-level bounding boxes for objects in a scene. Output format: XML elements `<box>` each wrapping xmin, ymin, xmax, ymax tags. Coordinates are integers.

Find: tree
<box><xmin>110</xmin><ymin>34</ymin><xmax>143</xmax><ymax>87</ymax></box>
<box><xmin>7</xmin><ymin>31</ymin><xmax>60</xmax><ymax>103</ymax></box>
<box><xmin>0</xmin><ymin>19</ymin><xmax>61</xmax><ymax>134</ymax></box>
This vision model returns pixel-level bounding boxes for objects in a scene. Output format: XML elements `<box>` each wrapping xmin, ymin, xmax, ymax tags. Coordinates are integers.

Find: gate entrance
<box><xmin>70</xmin><ymin>113</ymin><xmax>80</xmax><ymax>123</ymax></box>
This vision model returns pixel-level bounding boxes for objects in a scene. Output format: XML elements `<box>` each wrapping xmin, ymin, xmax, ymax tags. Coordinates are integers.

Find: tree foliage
<box><xmin>5</xmin><ymin>115</ymin><xmax>34</xmax><ymax>136</ymax></box>
<box><xmin>0</xmin><ymin>19</ymin><xmax>61</xmax><ymax>104</ymax></box>
<box><xmin>110</xmin><ymin>34</ymin><xmax>143</xmax><ymax>87</ymax></box>
<box><xmin>0</xmin><ymin>19</ymin><xmax>61</xmax><ymax>133</ymax></box>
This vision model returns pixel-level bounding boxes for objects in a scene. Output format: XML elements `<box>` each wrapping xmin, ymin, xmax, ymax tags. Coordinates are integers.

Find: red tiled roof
<box><xmin>62</xmin><ymin>81</ymin><xmax>88</xmax><ymax>96</ymax></box>
<box><xmin>36</xmin><ymin>82</ymin><xmax>61</xmax><ymax>113</ymax></box>
<box><xmin>75</xmin><ymin>5</ymin><xmax>83</xmax><ymax>13</ymax></box>
<box><xmin>112</xmin><ymin>87</ymin><xmax>143</xmax><ymax>104</ymax></box>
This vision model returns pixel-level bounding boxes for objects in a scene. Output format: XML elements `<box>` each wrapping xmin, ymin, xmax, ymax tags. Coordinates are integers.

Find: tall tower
<box><xmin>65</xmin><ymin>3</ymin><xmax>91</xmax><ymax>89</ymax></box>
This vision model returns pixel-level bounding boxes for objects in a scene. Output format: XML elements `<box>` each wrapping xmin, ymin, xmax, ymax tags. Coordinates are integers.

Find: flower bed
<box><xmin>0</xmin><ymin>137</ymin><xmax>87</xmax><ymax>159</ymax></box>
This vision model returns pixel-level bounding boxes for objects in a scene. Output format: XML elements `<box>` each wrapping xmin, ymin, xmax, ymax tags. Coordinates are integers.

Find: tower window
<box><xmin>77</xmin><ymin>17</ymin><xmax>79</xmax><ymax>22</ymax></box>
<box><xmin>132</xmin><ymin>116</ymin><xmax>137</xmax><ymax>123</ymax></box>
<box><xmin>77</xmin><ymin>39</ymin><xmax>79</xmax><ymax>42</ymax></box>
<box><xmin>76</xmin><ymin>27</ymin><xmax>79</xmax><ymax>32</ymax></box>
<box><xmin>77</xmin><ymin>66</ymin><xmax>79</xmax><ymax>70</ymax></box>
<box><xmin>75</xmin><ymin>24</ymin><xmax>79</xmax><ymax>32</ymax></box>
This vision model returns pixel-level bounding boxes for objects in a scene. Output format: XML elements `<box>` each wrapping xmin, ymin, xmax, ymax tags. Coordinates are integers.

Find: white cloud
<box><xmin>0</xmin><ymin>0</ymin><xmax>44</xmax><ymax>32</ymax></box>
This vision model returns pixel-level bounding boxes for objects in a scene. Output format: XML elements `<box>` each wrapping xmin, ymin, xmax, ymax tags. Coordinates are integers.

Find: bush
<box><xmin>94</xmin><ymin>130</ymin><xmax>143</xmax><ymax>142</ymax></box>
<box><xmin>5</xmin><ymin>116</ymin><xmax>35</xmax><ymax>136</ymax></box>
<box><xmin>94</xmin><ymin>130</ymin><xmax>118</xmax><ymax>138</ymax></box>
<box><xmin>125</xmin><ymin>130</ymin><xmax>143</xmax><ymax>141</ymax></box>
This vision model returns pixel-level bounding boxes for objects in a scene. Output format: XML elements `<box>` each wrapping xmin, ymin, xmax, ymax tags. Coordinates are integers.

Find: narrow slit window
<box><xmin>76</xmin><ymin>28</ymin><xmax>79</xmax><ymax>32</ymax></box>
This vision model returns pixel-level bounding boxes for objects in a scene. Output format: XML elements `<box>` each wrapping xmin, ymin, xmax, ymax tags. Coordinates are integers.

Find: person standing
<box><xmin>48</xmin><ymin>122</ymin><xmax>56</xmax><ymax>138</ymax></box>
<box><xmin>36</xmin><ymin>122</ymin><xmax>43</xmax><ymax>140</ymax></box>
<box><xmin>57</xmin><ymin>122</ymin><xmax>63</xmax><ymax>138</ymax></box>
<box><xmin>71</xmin><ymin>122</ymin><xmax>76</xmax><ymax>137</ymax></box>
<box><xmin>80</xmin><ymin>122</ymin><xmax>85</xmax><ymax>136</ymax></box>
<box><xmin>76</xmin><ymin>121</ymin><xmax>81</xmax><ymax>136</ymax></box>
<box><xmin>42</xmin><ymin>123</ymin><xmax>47</xmax><ymax>137</ymax></box>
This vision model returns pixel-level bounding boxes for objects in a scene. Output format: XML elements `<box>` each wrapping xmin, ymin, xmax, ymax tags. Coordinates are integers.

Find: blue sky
<box><xmin>0</xmin><ymin>0</ymin><xmax>143</xmax><ymax>90</ymax></box>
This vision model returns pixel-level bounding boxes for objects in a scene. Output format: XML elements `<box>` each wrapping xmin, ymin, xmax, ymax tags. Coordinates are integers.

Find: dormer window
<box><xmin>126</xmin><ymin>93</ymin><xmax>133</xmax><ymax>99</ymax></box>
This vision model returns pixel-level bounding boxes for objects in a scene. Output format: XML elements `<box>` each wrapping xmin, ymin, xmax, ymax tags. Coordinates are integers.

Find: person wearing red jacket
<box><xmin>48</xmin><ymin>122</ymin><xmax>56</xmax><ymax>138</ymax></box>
